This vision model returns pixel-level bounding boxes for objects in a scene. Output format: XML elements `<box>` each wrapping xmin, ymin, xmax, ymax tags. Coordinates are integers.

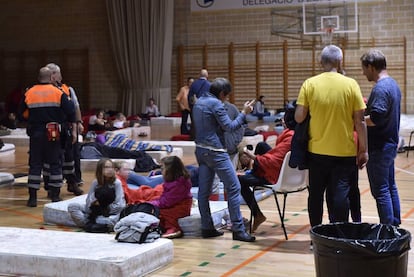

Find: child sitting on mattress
<box><xmin>114</xmin><ymin>157</ymin><xmax>192</xmax><ymax>239</ymax></box>
<box><xmin>148</xmin><ymin>156</ymin><xmax>193</xmax><ymax>239</ymax></box>
<box><xmin>68</xmin><ymin>158</ymin><xmax>126</xmax><ymax>232</ymax></box>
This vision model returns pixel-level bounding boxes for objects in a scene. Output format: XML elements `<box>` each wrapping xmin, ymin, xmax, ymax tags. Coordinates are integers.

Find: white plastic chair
<box><xmin>249</xmin><ymin>151</ymin><xmax>308</xmax><ymax>240</ymax></box>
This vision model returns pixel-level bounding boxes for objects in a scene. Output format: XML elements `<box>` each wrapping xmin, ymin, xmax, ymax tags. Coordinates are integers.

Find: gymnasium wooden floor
<box><xmin>1</xmin><ymin>122</ymin><xmax>413</xmax><ymax>277</ymax></box>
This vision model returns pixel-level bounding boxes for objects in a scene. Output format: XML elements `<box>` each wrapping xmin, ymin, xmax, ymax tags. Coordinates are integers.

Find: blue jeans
<box><xmin>367</xmin><ymin>143</ymin><xmax>401</xmax><ymax>225</ymax></box>
<box><xmin>195</xmin><ymin>147</ymin><xmax>245</xmax><ymax>232</ymax></box>
<box><xmin>127</xmin><ymin>173</ymin><xmax>163</xmax><ymax>188</ymax></box>
<box><xmin>308</xmin><ymin>153</ymin><xmax>356</xmax><ymax>227</ymax></box>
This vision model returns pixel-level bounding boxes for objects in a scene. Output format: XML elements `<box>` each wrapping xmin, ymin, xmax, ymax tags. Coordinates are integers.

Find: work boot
<box><xmin>50</xmin><ymin>187</ymin><xmax>62</xmax><ymax>202</ymax></box>
<box><xmin>67</xmin><ymin>183</ymin><xmax>83</xmax><ymax>196</ymax></box>
<box><xmin>27</xmin><ymin>188</ymin><xmax>37</xmax><ymax>207</ymax></box>
<box><xmin>44</xmin><ymin>182</ymin><xmax>52</xmax><ymax>199</ymax></box>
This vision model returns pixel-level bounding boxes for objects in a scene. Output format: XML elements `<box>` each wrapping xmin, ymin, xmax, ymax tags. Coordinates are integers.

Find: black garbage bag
<box><xmin>310</xmin><ymin>222</ymin><xmax>411</xmax><ymax>277</ymax></box>
<box><xmin>311</xmin><ymin>222</ymin><xmax>411</xmax><ymax>255</ymax></box>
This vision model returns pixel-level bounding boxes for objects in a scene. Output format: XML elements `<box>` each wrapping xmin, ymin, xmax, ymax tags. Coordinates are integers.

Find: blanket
<box><xmin>105</xmin><ymin>133</ymin><xmax>173</xmax><ymax>152</ymax></box>
<box><xmin>123</xmin><ymin>184</ymin><xmax>164</xmax><ymax>205</ymax></box>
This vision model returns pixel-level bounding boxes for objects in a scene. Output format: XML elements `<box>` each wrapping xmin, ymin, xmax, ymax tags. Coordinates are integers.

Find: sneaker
<box><xmin>162</xmin><ymin>230</ymin><xmax>183</xmax><ymax>239</ymax></box>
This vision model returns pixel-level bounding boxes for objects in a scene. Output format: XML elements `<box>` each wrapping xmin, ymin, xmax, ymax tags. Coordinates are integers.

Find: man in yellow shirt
<box><xmin>295</xmin><ymin>44</ymin><xmax>368</xmax><ymax>228</ymax></box>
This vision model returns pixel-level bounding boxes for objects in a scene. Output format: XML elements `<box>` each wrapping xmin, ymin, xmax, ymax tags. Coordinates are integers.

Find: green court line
<box><xmin>199</xmin><ymin>261</ymin><xmax>209</xmax><ymax>266</ymax></box>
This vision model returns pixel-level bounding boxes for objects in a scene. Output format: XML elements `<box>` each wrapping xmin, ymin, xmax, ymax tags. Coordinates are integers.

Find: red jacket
<box><xmin>254</xmin><ymin>129</ymin><xmax>294</xmax><ymax>184</ymax></box>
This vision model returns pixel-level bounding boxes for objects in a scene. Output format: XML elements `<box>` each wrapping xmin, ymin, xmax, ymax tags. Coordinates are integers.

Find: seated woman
<box><xmin>251</xmin><ymin>95</ymin><xmax>270</xmax><ymax>120</ymax></box>
<box><xmin>143</xmin><ymin>98</ymin><xmax>160</xmax><ymax>119</ymax></box>
<box><xmin>68</xmin><ymin>158</ymin><xmax>126</xmax><ymax>232</ymax></box>
<box><xmin>238</xmin><ymin>101</ymin><xmax>296</xmax><ymax>232</ymax></box>
<box><xmin>112</xmin><ymin>112</ymin><xmax>129</xmax><ymax>129</ymax></box>
<box><xmin>88</xmin><ymin>110</ymin><xmax>108</xmax><ymax>132</ymax></box>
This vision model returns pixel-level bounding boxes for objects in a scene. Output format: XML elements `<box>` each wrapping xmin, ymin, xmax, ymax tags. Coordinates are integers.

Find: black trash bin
<box><xmin>310</xmin><ymin>222</ymin><xmax>411</xmax><ymax>277</ymax></box>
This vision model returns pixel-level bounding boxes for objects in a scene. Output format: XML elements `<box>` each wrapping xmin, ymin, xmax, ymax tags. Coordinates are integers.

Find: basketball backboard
<box><xmin>303</xmin><ymin>0</ymin><xmax>358</xmax><ymax>35</ymax></box>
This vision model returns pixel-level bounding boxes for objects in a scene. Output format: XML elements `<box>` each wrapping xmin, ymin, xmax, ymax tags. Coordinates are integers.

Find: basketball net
<box><xmin>321</xmin><ymin>27</ymin><xmax>334</xmax><ymax>45</ymax></box>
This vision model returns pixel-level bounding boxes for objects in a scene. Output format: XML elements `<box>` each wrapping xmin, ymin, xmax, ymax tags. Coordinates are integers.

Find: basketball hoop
<box><xmin>321</xmin><ymin>27</ymin><xmax>335</xmax><ymax>45</ymax></box>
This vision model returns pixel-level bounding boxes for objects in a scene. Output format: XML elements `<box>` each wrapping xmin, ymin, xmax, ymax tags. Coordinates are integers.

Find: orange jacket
<box><xmin>20</xmin><ymin>83</ymin><xmax>75</xmax><ymax>129</ymax></box>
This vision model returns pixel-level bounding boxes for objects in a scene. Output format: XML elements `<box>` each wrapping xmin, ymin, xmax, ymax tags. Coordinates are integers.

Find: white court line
<box><xmin>241</xmin><ymin>208</ymin><xmax>414</xmax><ymax>222</ymax></box>
<box><xmin>395</xmin><ymin>167</ymin><xmax>414</xmax><ymax>175</ymax></box>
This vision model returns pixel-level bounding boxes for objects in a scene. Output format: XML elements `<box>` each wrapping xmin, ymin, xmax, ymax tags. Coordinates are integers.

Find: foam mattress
<box><xmin>0</xmin><ymin>143</ymin><xmax>15</xmax><ymax>156</ymax></box>
<box><xmin>43</xmin><ymin>195</ymin><xmax>229</xmax><ymax>237</ymax></box>
<box><xmin>0</xmin><ymin>172</ymin><xmax>14</xmax><ymax>187</ymax></box>
<box><xmin>0</xmin><ymin>227</ymin><xmax>173</xmax><ymax>277</ymax></box>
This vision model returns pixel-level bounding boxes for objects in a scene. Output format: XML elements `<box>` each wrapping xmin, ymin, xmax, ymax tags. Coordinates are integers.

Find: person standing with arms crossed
<box><xmin>18</xmin><ymin>67</ymin><xmax>76</xmax><ymax>206</ymax></box>
<box><xmin>193</xmin><ymin>77</ymin><xmax>256</xmax><ymax>242</ymax></box>
<box><xmin>295</xmin><ymin>44</ymin><xmax>368</xmax><ymax>228</ymax></box>
<box><xmin>361</xmin><ymin>49</ymin><xmax>401</xmax><ymax>226</ymax></box>
<box><xmin>176</xmin><ymin>77</ymin><xmax>194</xmax><ymax>135</ymax></box>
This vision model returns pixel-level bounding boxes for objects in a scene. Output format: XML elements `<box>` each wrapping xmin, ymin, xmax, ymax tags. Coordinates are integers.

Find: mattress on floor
<box><xmin>0</xmin><ymin>172</ymin><xmax>14</xmax><ymax>187</ymax></box>
<box><xmin>43</xmin><ymin>194</ymin><xmax>88</xmax><ymax>227</ymax></box>
<box><xmin>0</xmin><ymin>143</ymin><xmax>15</xmax><ymax>156</ymax></box>
<box><xmin>0</xmin><ymin>227</ymin><xmax>173</xmax><ymax>277</ymax></box>
<box><xmin>0</xmin><ymin>128</ymin><xmax>29</xmax><ymax>146</ymax></box>
<box><xmin>80</xmin><ymin>147</ymin><xmax>183</xmax><ymax>172</ymax></box>
<box><xmin>190</xmin><ymin>186</ymin><xmax>273</xmax><ymax>205</ymax></box>
<box><xmin>81</xmin><ymin>158</ymin><xmax>136</xmax><ymax>172</ymax></box>
<box><xmin>43</xmin><ymin>195</ymin><xmax>229</xmax><ymax>237</ymax></box>
<box><xmin>150</xmin><ymin>116</ymin><xmax>182</xmax><ymax>126</ymax></box>
<box><xmin>178</xmin><ymin>200</ymin><xmax>229</xmax><ymax>237</ymax></box>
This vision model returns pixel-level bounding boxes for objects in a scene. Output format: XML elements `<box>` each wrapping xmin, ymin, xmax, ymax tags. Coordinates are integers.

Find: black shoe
<box><xmin>201</xmin><ymin>229</ymin><xmax>224</xmax><ymax>238</ymax></box>
<box><xmin>50</xmin><ymin>187</ymin><xmax>62</xmax><ymax>202</ymax></box>
<box><xmin>67</xmin><ymin>183</ymin><xmax>83</xmax><ymax>196</ymax></box>
<box><xmin>27</xmin><ymin>188</ymin><xmax>37</xmax><ymax>207</ymax></box>
<box><xmin>232</xmin><ymin>231</ymin><xmax>256</xmax><ymax>242</ymax></box>
<box><xmin>27</xmin><ymin>196</ymin><xmax>37</xmax><ymax>207</ymax></box>
<box><xmin>27</xmin><ymin>198</ymin><xmax>37</xmax><ymax>207</ymax></box>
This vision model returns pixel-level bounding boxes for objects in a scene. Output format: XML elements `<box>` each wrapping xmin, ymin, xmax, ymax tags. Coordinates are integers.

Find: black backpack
<box><xmin>120</xmin><ymin>202</ymin><xmax>160</xmax><ymax>219</ymax></box>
